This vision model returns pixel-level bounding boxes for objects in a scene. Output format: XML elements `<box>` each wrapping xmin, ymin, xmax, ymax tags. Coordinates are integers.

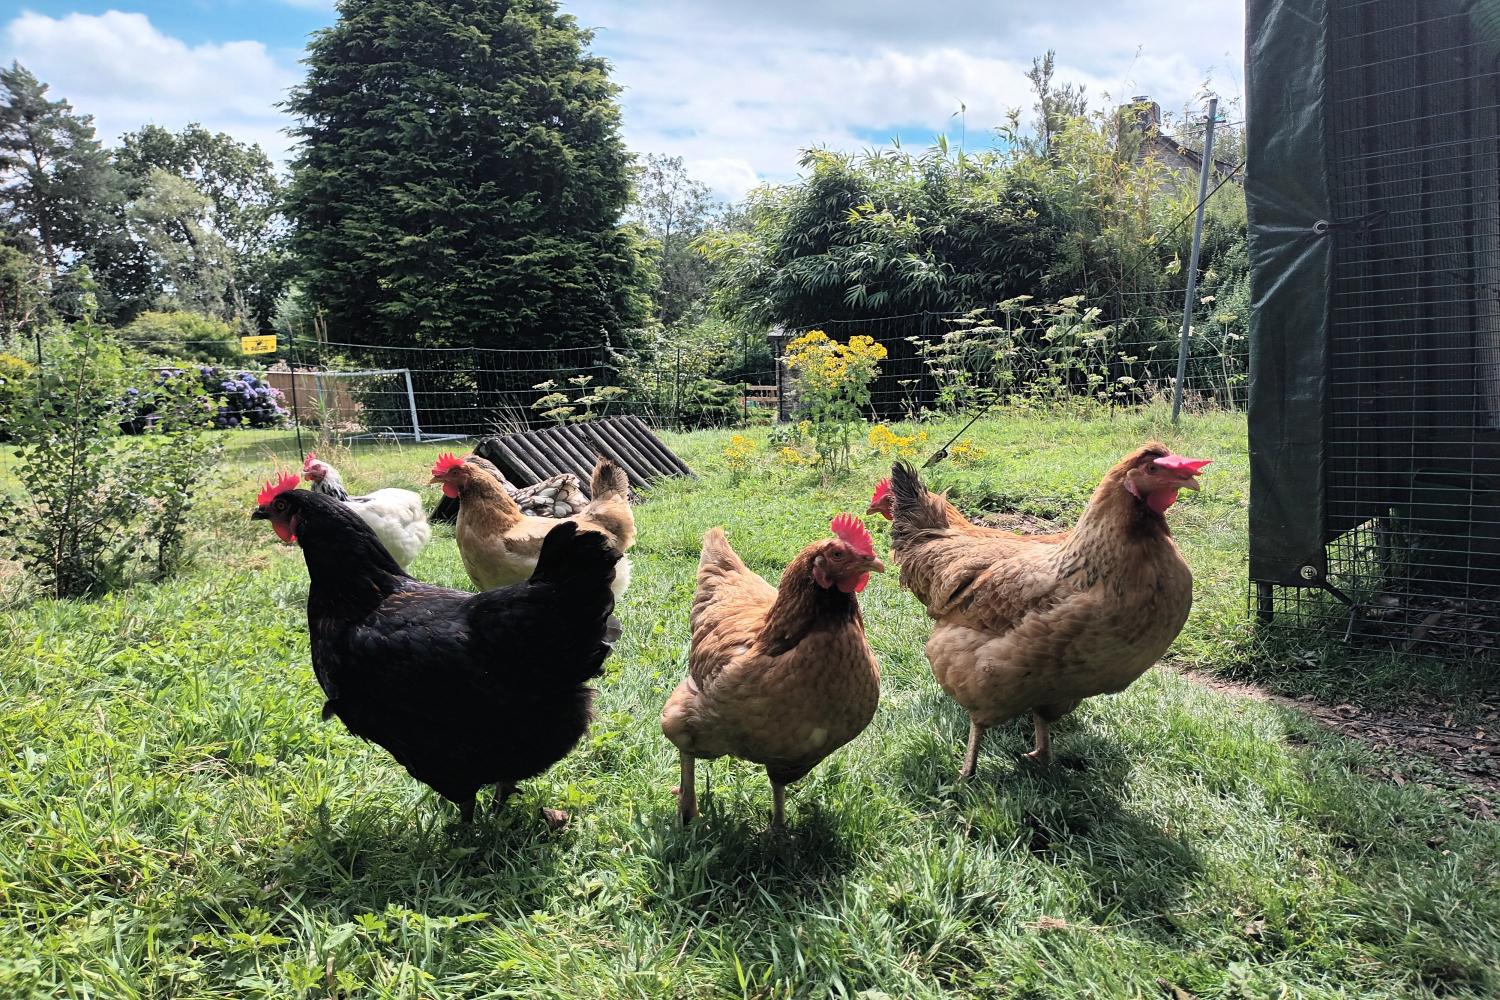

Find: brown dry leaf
<box><xmin>1034</xmin><ymin>916</ymin><xmax>1070</xmax><ymax>933</ymax></box>
<box><xmin>1155</xmin><ymin>977</ymin><xmax>1200</xmax><ymax>1000</ymax></box>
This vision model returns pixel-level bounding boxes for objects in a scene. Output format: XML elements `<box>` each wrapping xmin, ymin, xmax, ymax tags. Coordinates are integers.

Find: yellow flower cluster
<box><xmin>722</xmin><ymin>434</ymin><xmax>758</xmax><ymax>477</ymax></box>
<box><xmin>775</xmin><ymin>446</ymin><xmax>810</xmax><ymax>467</ymax></box>
<box><xmin>949</xmin><ymin>439</ymin><xmax>988</xmax><ymax>467</ymax></box>
<box><xmin>867</xmin><ymin>423</ymin><xmax>929</xmax><ymax>459</ymax></box>
<box><xmin>783</xmin><ymin>330</ymin><xmax>888</xmax><ymax>395</ymax></box>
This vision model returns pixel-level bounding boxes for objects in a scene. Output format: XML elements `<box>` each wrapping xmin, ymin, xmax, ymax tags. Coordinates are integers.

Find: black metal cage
<box><xmin>1248</xmin><ymin>0</ymin><xmax>1500</xmax><ymax>659</ymax></box>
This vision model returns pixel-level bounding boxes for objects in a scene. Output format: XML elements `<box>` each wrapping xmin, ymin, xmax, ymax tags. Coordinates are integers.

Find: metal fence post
<box><xmin>402</xmin><ymin>368</ymin><xmax>424</xmax><ymax>442</ymax></box>
<box><xmin>1172</xmin><ymin>96</ymin><xmax>1218</xmax><ymax>424</ymax></box>
<box><xmin>287</xmin><ymin>336</ymin><xmax>305</xmax><ymax>457</ymax></box>
<box><xmin>674</xmin><ymin>347</ymin><xmax>683</xmax><ymax>430</ymax></box>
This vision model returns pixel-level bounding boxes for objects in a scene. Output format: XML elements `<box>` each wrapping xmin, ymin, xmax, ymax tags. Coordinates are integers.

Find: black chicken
<box><xmin>252</xmin><ymin>472</ymin><xmax>619</xmax><ymax>825</ymax></box>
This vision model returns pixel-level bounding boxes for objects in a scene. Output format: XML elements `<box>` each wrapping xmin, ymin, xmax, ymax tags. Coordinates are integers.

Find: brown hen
<box><xmin>886</xmin><ymin>443</ymin><xmax>1209</xmax><ymax>780</ymax></box>
<box><xmin>661</xmin><ymin>516</ymin><xmax>884</xmax><ymax>827</ymax></box>
<box><xmin>432</xmin><ymin>453</ymin><xmax>636</xmax><ymax>599</ymax></box>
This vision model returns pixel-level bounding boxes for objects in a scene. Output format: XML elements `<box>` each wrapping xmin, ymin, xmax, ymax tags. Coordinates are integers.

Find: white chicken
<box><xmin>301</xmin><ymin>453</ymin><xmax>431</xmax><ymax>569</ymax></box>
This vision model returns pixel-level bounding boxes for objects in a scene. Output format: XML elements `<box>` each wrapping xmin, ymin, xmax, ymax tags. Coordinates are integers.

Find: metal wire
<box><xmin>1258</xmin><ymin>0</ymin><xmax>1500</xmax><ymax>661</ymax></box>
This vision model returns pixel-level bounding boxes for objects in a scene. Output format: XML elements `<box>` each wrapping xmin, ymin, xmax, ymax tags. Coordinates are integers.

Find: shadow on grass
<box><xmin>1223</xmin><ymin>630</ymin><xmax>1499</xmax><ymax>720</ymax></box>
<box><xmin>887</xmin><ymin>710</ymin><xmax>1204</xmax><ymax>931</ymax></box>
<box><xmin>257</xmin><ymin>795</ymin><xmax>572</xmax><ymax>913</ymax></box>
<box><xmin>635</xmin><ymin>771</ymin><xmax>861</xmax><ymax>917</ymax></box>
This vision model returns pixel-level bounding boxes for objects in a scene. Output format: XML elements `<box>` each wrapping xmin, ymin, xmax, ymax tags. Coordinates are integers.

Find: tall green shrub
<box><xmin>0</xmin><ymin>319</ymin><xmax>216</xmax><ymax>597</ymax></box>
<box><xmin>284</xmin><ymin>0</ymin><xmax>651</xmax><ymax>352</ymax></box>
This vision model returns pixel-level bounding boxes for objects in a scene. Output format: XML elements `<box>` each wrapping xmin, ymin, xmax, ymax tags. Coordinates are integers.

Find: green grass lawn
<box><xmin>2</xmin><ymin>406</ymin><xmax>1498</xmax><ymax>998</ymax></box>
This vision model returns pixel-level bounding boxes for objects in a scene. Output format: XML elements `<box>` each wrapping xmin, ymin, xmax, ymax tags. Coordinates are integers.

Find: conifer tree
<box><xmin>285</xmin><ymin>0</ymin><xmax>650</xmax><ymax>350</ymax></box>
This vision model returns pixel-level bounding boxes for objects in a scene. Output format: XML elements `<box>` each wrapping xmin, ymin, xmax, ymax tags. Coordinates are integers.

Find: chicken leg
<box><xmin>770</xmin><ymin>780</ymin><xmax>786</xmax><ymax>828</ymax></box>
<box><xmin>1021</xmin><ymin>713</ymin><xmax>1053</xmax><ymax>765</ymax></box>
<box><xmin>958</xmin><ymin>720</ymin><xmax>987</xmax><ymax>781</ymax></box>
<box><xmin>677</xmin><ymin>753</ymin><xmax>698</xmax><ymax>824</ymax></box>
<box><xmin>1022</xmin><ymin>700</ymin><xmax>1080</xmax><ymax>766</ymax></box>
<box><xmin>490</xmin><ymin>782</ymin><xmax>518</xmax><ymax>814</ymax></box>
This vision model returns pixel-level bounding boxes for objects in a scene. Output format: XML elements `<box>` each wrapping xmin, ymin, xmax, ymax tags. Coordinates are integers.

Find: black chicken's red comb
<box><xmin>257</xmin><ymin>470</ymin><xmax>300</xmax><ymax>506</ymax></box>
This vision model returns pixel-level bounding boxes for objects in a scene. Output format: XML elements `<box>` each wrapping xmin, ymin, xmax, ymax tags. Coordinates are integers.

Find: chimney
<box><xmin>1127</xmin><ymin>95</ymin><xmax>1162</xmax><ymax>132</ymax></box>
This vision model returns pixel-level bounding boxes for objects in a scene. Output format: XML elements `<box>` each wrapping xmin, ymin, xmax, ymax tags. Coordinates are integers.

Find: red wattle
<box><xmin>839</xmin><ymin>572</ymin><xmax>870</xmax><ymax>594</ymax></box>
<box><xmin>442</xmin><ymin>483</ymin><xmax>460</xmax><ymax>499</ymax></box>
<box><xmin>273</xmin><ymin>521</ymin><xmax>296</xmax><ymax>544</ymax></box>
<box><xmin>1147</xmin><ymin>489</ymin><xmax>1180</xmax><ymax>514</ymax></box>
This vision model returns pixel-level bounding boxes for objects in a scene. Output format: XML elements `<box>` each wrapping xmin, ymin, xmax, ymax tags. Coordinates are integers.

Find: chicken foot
<box><xmin>770</xmin><ymin>781</ymin><xmax>786</xmax><ymax>829</ymax></box>
<box><xmin>492</xmin><ymin>783</ymin><xmax>570</xmax><ymax>830</ymax></box>
<box><xmin>958</xmin><ymin>720</ymin><xmax>987</xmax><ymax>781</ymax></box>
<box><xmin>1021</xmin><ymin>701</ymin><xmax>1078</xmax><ymax>767</ymax></box>
<box><xmin>1020</xmin><ymin>713</ymin><xmax>1053</xmax><ymax>766</ymax></box>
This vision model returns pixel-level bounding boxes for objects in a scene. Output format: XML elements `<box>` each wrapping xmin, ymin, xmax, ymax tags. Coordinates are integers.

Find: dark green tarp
<box><xmin>1246</xmin><ymin>0</ymin><xmax>1333</xmax><ymax>586</ymax></box>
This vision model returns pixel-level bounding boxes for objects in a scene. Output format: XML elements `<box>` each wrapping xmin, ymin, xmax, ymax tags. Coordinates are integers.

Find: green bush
<box><xmin>0</xmin><ymin>351</ymin><xmax>33</xmax><ymax>440</ymax></box>
<box><xmin>120</xmin><ymin>310</ymin><xmax>240</xmax><ymax>362</ymax></box>
<box><xmin>609</xmin><ymin>317</ymin><xmax>768</xmax><ymax>426</ymax></box>
<box><xmin>0</xmin><ymin>322</ymin><xmax>218</xmax><ymax>597</ymax></box>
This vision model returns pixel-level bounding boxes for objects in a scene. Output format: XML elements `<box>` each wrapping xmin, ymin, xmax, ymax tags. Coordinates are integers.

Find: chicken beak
<box><xmin>866</xmin><ymin>555</ymin><xmax>886</xmax><ymax>574</ymax></box>
<box><xmin>251</xmin><ymin>507</ymin><xmax>269</xmax><ymax>520</ymax></box>
<box><xmin>1178</xmin><ymin>475</ymin><xmax>1202</xmax><ymax>492</ymax></box>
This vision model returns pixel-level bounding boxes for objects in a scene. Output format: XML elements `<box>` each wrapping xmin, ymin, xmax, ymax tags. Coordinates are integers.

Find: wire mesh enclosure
<box><xmin>1248</xmin><ymin>0</ymin><xmax>1500</xmax><ymax>660</ymax></box>
<box><xmin>275</xmin><ymin>336</ymin><xmax>781</xmax><ymax>437</ymax></box>
<box><xmin>769</xmin><ymin>301</ymin><xmax>1248</xmax><ymax>423</ymax></box>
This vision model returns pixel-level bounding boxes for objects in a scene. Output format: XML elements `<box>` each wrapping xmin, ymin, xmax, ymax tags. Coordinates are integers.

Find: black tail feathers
<box><xmin>530</xmin><ymin>520</ymin><xmax>620</xmax><ymax>590</ymax></box>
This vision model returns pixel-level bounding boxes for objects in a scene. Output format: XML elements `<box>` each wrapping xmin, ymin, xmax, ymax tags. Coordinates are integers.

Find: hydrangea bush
<box><xmin>204</xmin><ymin>368</ymin><xmax>287</xmax><ymax>429</ymax></box>
<box><xmin>120</xmin><ymin>366</ymin><xmax>287</xmax><ymax>433</ymax></box>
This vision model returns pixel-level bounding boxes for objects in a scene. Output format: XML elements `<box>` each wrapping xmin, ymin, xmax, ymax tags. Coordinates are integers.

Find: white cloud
<box><xmin>4</xmin><ymin>10</ymin><xmax>299</xmax><ymax>161</ymax></box>
<box><xmin>1</xmin><ymin>3</ymin><xmax>1245</xmax><ymax>201</ymax></box>
<box><xmin>572</xmin><ymin>0</ymin><xmax>1244</xmax><ymax>199</ymax></box>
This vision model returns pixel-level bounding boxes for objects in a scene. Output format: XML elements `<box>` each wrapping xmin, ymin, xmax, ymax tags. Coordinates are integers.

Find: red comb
<box><xmin>431</xmin><ymin>452</ymin><xmax>465</xmax><ymax>477</ymax></box>
<box><xmin>1158</xmin><ymin>455</ymin><xmax>1213</xmax><ymax>473</ymax></box>
<box><xmin>830</xmin><ymin>513</ymin><xmax>875</xmax><ymax>557</ymax></box>
<box><xmin>257</xmin><ymin>470</ymin><xmax>300</xmax><ymax>506</ymax></box>
<box><xmin>871</xmin><ymin>478</ymin><xmax>891</xmax><ymax>504</ymax></box>
<box><xmin>302</xmin><ymin>452</ymin><xmax>318</xmax><ymax>472</ymax></box>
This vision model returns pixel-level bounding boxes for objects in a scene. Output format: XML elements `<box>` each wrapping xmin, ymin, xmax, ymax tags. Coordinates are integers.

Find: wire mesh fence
<box><xmin>772</xmin><ymin>302</ymin><xmax>1248</xmax><ymax>420</ymax></box>
<box><xmin>94</xmin><ymin>296</ymin><xmax>1247</xmax><ymax>466</ymax></box>
<box><xmin>1250</xmin><ymin>0</ymin><xmax>1500</xmax><ymax>662</ymax></box>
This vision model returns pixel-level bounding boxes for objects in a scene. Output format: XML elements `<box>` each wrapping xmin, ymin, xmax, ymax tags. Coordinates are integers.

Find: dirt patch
<box><xmin>1180</xmin><ymin>667</ymin><xmax>1500</xmax><ymax>809</ymax></box>
<box><xmin>969</xmin><ymin>511</ymin><xmax>1065</xmax><ymax>535</ymax></box>
<box><xmin>1346</xmin><ymin>590</ymin><xmax>1500</xmax><ymax>658</ymax></box>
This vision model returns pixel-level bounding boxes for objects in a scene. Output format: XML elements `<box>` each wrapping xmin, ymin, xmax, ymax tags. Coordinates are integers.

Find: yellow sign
<box><xmin>240</xmin><ymin>335</ymin><xmax>277</xmax><ymax>355</ymax></box>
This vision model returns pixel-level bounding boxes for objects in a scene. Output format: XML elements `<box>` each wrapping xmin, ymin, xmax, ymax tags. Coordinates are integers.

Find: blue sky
<box><xmin>2</xmin><ymin>0</ymin><xmax>1245</xmax><ymax>200</ymax></box>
